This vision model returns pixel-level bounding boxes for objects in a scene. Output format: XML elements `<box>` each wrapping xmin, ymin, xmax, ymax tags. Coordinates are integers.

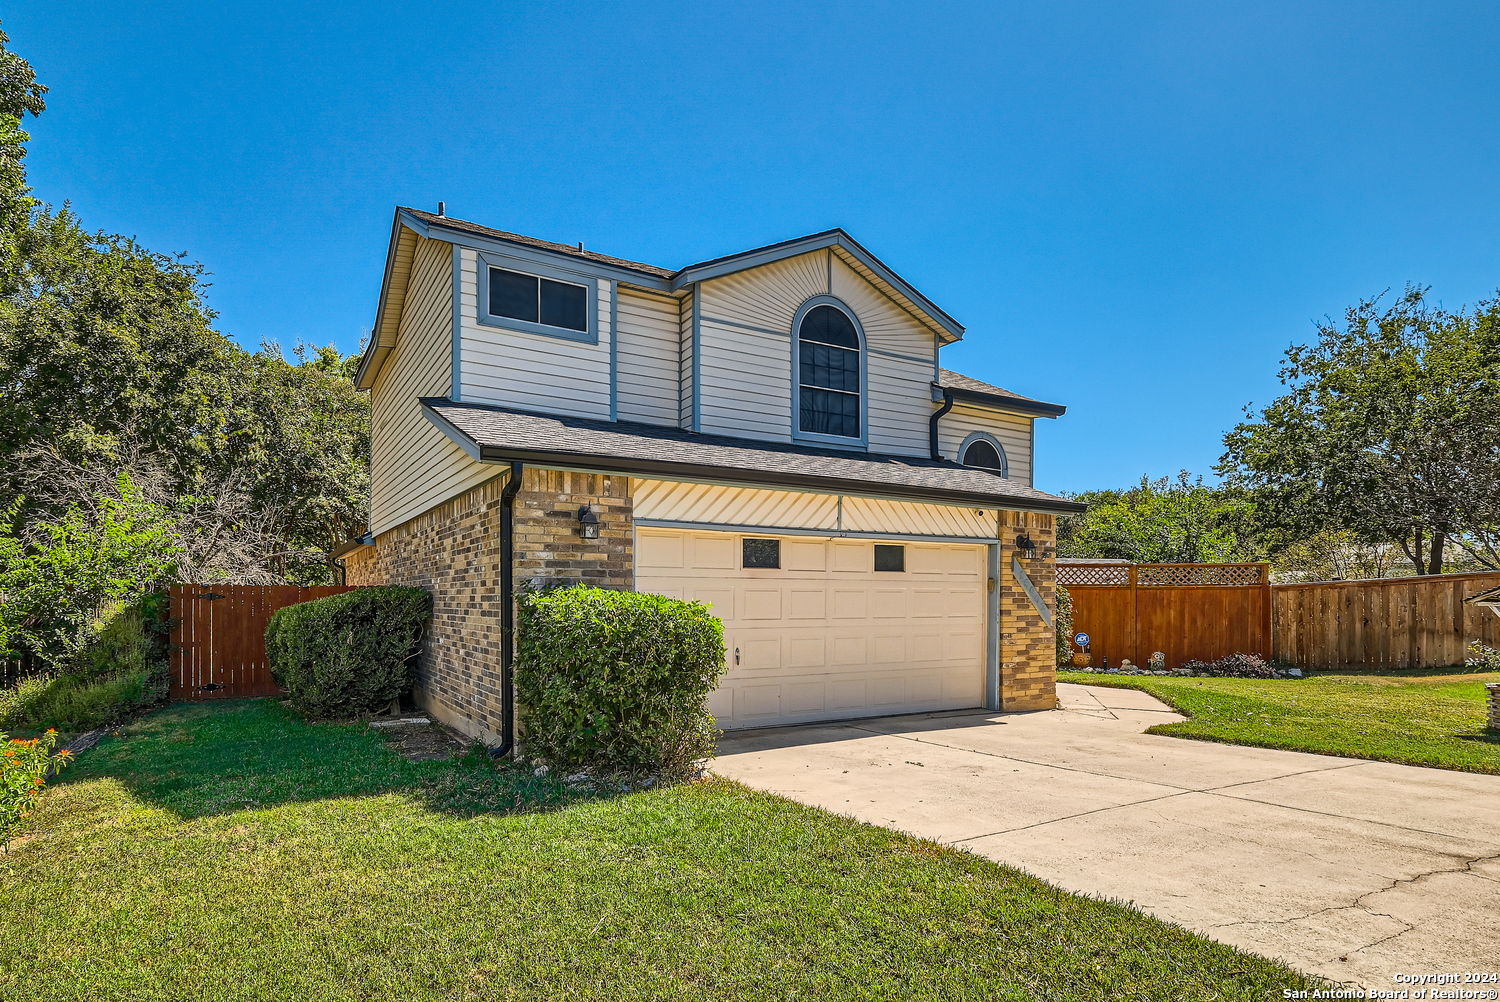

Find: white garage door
<box><xmin>636</xmin><ymin>527</ymin><xmax>988</xmax><ymax>729</ymax></box>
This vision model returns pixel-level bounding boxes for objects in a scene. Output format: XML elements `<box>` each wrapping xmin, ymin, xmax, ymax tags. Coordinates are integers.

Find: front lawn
<box><xmin>1</xmin><ymin>700</ymin><xmax>1318</xmax><ymax>1001</ymax></box>
<box><xmin>1060</xmin><ymin>667</ymin><xmax>1500</xmax><ymax>773</ymax></box>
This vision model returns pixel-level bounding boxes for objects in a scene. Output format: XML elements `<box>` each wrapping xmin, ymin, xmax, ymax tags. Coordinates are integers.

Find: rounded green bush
<box><xmin>265</xmin><ymin>586</ymin><xmax>431</xmax><ymax>718</ymax></box>
<box><xmin>515</xmin><ymin>585</ymin><xmax>727</xmax><ymax>781</ymax></box>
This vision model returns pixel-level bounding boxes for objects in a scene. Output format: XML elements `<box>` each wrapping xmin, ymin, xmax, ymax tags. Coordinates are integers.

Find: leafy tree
<box><xmin>0</xmin><ymin>25</ymin><xmax>370</xmax><ymax>592</ymax></box>
<box><xmin>1059</xmin><ymin>472</ymin><xmax>1262</xmax><ymax>564</ymax></box>
<box><xmin>0</xmin><ymin>20</ymin><xmax>46</xmax><ymax>289</ymax></box>
<box><xmin>223</xmin><ymin>344</ymin><xmax>371</xmax><ymax>579</ymax></box>
<box><xmin>0</xmin><ymin>474</ymin><xmax>180</xmax><ymax>667</ymax></box>
<box><xmin>1221</xmin><ymin>288</ymin><xmax>1500</xmax><ymax>575</ymax></box>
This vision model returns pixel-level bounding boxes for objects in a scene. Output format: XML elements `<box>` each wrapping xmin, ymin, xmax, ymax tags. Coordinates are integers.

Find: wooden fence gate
<box><xmin>168</xmin><ymin>584</ymin><xmax>356</xmax><ymax>700</ymax></box>
<box><xmin>1058</xmin><ymin>562</ymin><xmax>1273</xmax><ymax>668</ymax></box>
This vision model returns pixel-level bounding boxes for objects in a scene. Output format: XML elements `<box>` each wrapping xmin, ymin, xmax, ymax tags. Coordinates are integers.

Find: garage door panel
<box><xmin>788</xmin><ymin>636</ymin><xmax>826</xmax><ymax>667</ymax></box>
<box><xmin>692</xmin><ymin>534</ymin><xmax>738</xmax><ymax>569</ymax></box>
<box><xmin>636</xmin><ymin>528</ymin><xmax>988</xmax><ymax>729</ymax></box>
<box><xmin>943</xmin><ymin>630</ymin><xmax>981</xmax><ymax>660</ymax></box>
<box><xmin>787</xmin><ymin>589</ymin><xmax>826</xmax><ymax>619</ymax></box>
<box><xmin>872</xmin><ymin>634</ymin><xmax>907</xmax><ymax>664</ymax></box>
<box><xmin>737</xmin><ymin>636</ymin><xmax>782</xmax><ymax>670</ymax></box>
<box><xmin>911</xmin><ymin>588</ymin><xmax>948</xmax><ymax>618</ymax></box>
<box><xmin>831</xmin><ymin>542</ymin><xmax>865</xmax><ymax>572</ymax></box>
<box><xmin>832</xmin><ymin>589</ymin><xmax>866</xmax><ymax>619</ymax></box>
<box><xmin>784</xmin><ymin>540</ymin><xmax>827</xmax><ymax>571</ymax></box>
<box><xmin>831</xmin><ymin>635</ymin><xmax>868</xmax><ymax>665</ymax></box>
<box><xmin>638</xmin><ymin>532</ymin><xmax>685</xmax><ymax>569</ymax></box>
<box><xmin>740</xmin><ymin>588</ymin><xmax>782</xmax><ymax>620</ymax></box>
<box><xmin>783</xmin><ymin>682</ymin><xmax>826</xmax><ymax>714</ymax></box>
<box><xmin>826</xmin><ymin>679</ymin><xmax>867</xmax><ymax>708</ymax></box>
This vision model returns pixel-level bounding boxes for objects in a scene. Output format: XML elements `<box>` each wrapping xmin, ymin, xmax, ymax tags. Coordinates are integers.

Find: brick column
<box><xmin>513</xmin><ymin>469</ymin><xmax>633</xmax><ymax>591</ymax></box>
<box><xmin>1488</xmin><ymin>684</ymin><xmax>1500</xmax><ymax>733</ymax></box>
<box><xmin>998</xmin><ymin>511</ymin><xmax>1058</xmax><ymax>711</ymax></box>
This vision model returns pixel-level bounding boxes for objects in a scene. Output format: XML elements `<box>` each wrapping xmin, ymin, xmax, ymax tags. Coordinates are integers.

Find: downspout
<box><xmin>492</xmin><ymin>461</ymin><xmax>524</xmax><ymax>759</ymax></box>
<box><xmin>929</xmin><ymin>386</ymin><xmax>955</xmax><ymax>460</ymax></box>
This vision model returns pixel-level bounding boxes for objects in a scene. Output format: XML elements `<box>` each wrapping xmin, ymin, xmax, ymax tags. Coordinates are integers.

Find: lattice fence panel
<box><xmin>1057</xmin><ymin>564</ymin><xmax>1131</xmax><ymax>587</ymax></box>
<box><xmin>1137</xmin><ymin>564</ymin><xmax>1267</xmax><ymax>587</ymax></box>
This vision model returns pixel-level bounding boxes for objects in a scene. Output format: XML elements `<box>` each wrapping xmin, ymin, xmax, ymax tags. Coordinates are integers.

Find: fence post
<box><xmin>1128</xmin><ymin>564</ymin><xmax>1139</xmax><ymax>666</ymax></box>
<box><xmin>1260</xmin><ymin>562</ymin><xmax>1273</xmax><ymax>660</ymax></box>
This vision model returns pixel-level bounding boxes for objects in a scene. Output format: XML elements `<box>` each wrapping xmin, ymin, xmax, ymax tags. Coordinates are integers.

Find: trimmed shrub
<box><xmin>1055</xmin><ymin>585</ymin><xmax>1074</xmax><ymax>668</ymax></box>
<box><xmin>516</xmin><ymin>585</ymin><xmax>727</xmax><ymax>781</ymax></box>
<box><xmin>265</xmin><ymin>586</ymin><xmax>431</xmax><ymax>718</ymax></box>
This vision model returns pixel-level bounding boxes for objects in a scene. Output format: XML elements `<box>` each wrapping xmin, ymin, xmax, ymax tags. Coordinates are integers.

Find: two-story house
<box><xmin>337</xmin><ymin>207</ymin><xmax>1083</xmax><ymax>747</ymax></box>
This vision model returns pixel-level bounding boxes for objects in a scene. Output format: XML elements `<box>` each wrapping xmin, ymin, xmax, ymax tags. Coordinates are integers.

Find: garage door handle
<box><xmin>734</xmin><ymin>647</ymin><xmax>740</xmax><ymax>665</ymax></box>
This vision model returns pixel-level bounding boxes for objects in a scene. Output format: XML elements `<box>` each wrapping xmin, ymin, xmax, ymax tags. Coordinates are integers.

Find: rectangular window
<box><xmin>487</xmin><ymin>266</ymin><xmax>588</xmax><ymax>333</ymax></box>
<box><xmin>874</xmin><ymin>544</ymin><xmax>905</xmax><ymax>572</ymax></box>
<box><xmin>741</xmin><ymin>537</ymin><xmax>780</xmax><ymax>569</ymax></box>
<box><xmin>799</xmin><ymin>388</ymin><xmax>860</xmax><ymax>438</ymax></box>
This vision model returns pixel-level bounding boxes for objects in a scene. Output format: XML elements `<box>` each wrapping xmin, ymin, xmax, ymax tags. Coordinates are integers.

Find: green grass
<box><xmin>0</xmin><ymin>700</ymin><xmax>1320</xmax><ymax>1001</ymax></box>
<box><xmin>1060</xmin><ymin>667</ymin><xmax>1500</xmax><ymax>773</ymax></box>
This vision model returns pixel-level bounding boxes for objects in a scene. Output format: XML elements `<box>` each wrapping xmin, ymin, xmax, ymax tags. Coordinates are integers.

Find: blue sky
<box><xmin>10</xmin><ymin>2</ymin><xmax>1499</xmax><ymax>493</ymax></box>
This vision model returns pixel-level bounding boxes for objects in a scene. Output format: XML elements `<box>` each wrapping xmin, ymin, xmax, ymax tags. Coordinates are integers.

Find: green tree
<box><xmin>1059</xmin><ymin>472</ymin><xmax>1262</xmax><ymax>564</ymax></box>
<box><xmin>223</xmin><ymin>343</ymin><xmax>371</xmax><ymax>579</ymax></box>
<box><xmin>0</xmin><ymin>24</ymin><xmax>370</xmax><ymax>589</ymax></box>
<box><xmin>0</xmin><ymin>474</ymin><xmax>180</xmax><ymax>667</ymax></box>
<box><xmin>1220</xmin><ymin>288</ymin><xmax>1500</xmax><ymax>575</ymax></box>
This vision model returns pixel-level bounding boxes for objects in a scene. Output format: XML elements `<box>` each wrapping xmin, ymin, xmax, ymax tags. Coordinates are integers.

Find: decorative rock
<box><xmin>1286</xmin><ymin>668</ymin><xmax>1304</xmax><ymax>678</ymax></box>
<box><xmin>533</xmin><ymin>765</ymin><xmax>549</xmax><ymax>777</ymax></box>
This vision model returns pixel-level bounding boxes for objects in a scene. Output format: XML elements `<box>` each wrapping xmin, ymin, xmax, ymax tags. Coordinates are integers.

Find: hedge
<box><xmin>265</xmin><ymin>586</ymin><xmax>431</xmax><ymax>718</ymax></box>
<box><xmin>516</xmin><ymin>585</ymin><xmax>726</xmax><ymax>781</ymax></box>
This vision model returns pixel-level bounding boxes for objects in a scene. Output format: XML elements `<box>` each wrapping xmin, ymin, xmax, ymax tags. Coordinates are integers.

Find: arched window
<box><xmin>961</xmin><ymin>434</ymin><xmax>1008</xmax><ymax>476</ymax></box>
<box><xmin>796</xmin><ymin>300</ymin><xmax>862</xmax><ymax>441</ymax></box>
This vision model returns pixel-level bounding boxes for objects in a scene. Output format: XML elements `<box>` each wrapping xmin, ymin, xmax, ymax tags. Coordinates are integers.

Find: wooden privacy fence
<box><xmin>1273</xmin><ymin>571</ymin><xmax>1500</xmax><ymax>670</ymax></box>
<box><xmin>1059</xmin><ymin>562</ymin><xmax>1273</xmax><ymax>669</ymax></box>
<box><xmin>168</xmin><ymin>584</ymin><xmax>356</xmax><ymax>700</ymax></box>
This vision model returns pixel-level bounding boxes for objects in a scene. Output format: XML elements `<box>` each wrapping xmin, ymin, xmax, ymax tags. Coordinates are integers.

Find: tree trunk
<box><xmin>1426</xmin><ymin>531</ymin><xmax>1447</xmax><ymax>575</ymax></box>
<box><xmin>1404</xmin><ymin>528</ymin><xmax>1427</xmax><ymax>576</ymax></box>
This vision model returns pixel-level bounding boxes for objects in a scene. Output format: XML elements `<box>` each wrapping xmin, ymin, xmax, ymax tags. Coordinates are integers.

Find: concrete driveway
<box><xmin>713</xmin><ymin>683</ymin><xmax>1500</xmax><ymax>989</ymax></box>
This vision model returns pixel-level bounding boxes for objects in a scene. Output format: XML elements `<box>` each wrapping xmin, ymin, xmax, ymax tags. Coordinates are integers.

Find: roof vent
<box><xmin>436</xmin><ymin>201</ymin><xmax>446</xmax><ymax>217</ymax></box>
<box><xmin>577</xmin><ymin>241</ymin><xmax>584</xmax><ymax>251</ymax></box>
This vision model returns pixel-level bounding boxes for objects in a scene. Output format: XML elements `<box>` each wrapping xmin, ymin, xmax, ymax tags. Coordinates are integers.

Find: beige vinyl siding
<box><xmin>678</xmin><ymin>288</ymin><xmax>695</xmax><ymax>428</ymax></box>
<box><xmin>632</xmin><ymin>478</ymin><xmax>1000</xmax><ymax>539</ymax></box>
<box><xmin>369</xmin><ymin>237</ymin><xmax>492</xmax><ymax>534</ymax></box>
<box><xmin>938</xmin><ymin>402</ymin><xmax>1035</xmax><ymax>486</ymax></box>
<box><xmin>456</xmin><ymin>247</ymin><xmax>612</xmax><ymax>419</ymax></box>
<box><xmin>694</xmin><ymin>250</ymin><xmax>939</xmax><ymax>455</ymax></box>
<box><xmin>697</xmin><ymin>318</ymin><xmax>792</xmax><ymax>440</ymax></box>
<box><xmin>615</xmin><ymin>287</ymin><xmax>681</xmax><ymax>426</ymax></box>
<box><xmin>830</xmin><ymin>254</ymin><xmax>938</xmax><ymax>455</ymax></box>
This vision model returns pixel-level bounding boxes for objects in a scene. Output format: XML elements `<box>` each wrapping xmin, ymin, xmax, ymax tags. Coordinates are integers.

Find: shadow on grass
<box><xmin>54</xmin><ymin>698</ymin><xmax>616</xmax><ymax>821</ymax></box>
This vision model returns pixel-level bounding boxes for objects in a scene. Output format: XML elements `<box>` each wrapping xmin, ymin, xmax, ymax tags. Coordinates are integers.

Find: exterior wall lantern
<box><xmin>576</xmin><ymin>504</ymin><xmax>601</xmax><ymax>540</ymax></box>
<box><xmin>1014</xmin><ymin>534</ymin><xmax>1037</xmax><ymax>560</ymax></box>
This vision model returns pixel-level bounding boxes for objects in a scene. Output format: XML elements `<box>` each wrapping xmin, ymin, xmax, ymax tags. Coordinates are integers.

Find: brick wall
<box><xmin>514</xmin><ymin>469</ymin><xmax>632</xmax><ymax>591</ymax></box>
<box><xmin>998</xmin><ymin>510</ymin><xmax>1058</xmax><ymax>711</ymax></box>
<box><xmin>342</xmin><ymin>467</ymin><xmax>632</xmax><ymax>742</ymax></box>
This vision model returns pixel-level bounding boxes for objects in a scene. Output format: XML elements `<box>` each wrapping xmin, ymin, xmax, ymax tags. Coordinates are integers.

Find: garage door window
<box><xmin>741</xmin><ymin>538</ymin><xmax>780</xmax><ymax>569</ymax></box>
<box><xmin>874</xmin><ymin>544</ymin><xmax>905</xmax><ymax>572</ymax></box>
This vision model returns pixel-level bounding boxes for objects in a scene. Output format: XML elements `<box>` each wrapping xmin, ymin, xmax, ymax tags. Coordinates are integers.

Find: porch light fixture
<box><xmin>1014</xmin><ymin>534</ymin><xmax>1037</xmax><ymax>560</ymax></box>
<box><xmin>576</xmin><ymin>504</ymin><xmax>600</xmax><ymax>540</ymax></box>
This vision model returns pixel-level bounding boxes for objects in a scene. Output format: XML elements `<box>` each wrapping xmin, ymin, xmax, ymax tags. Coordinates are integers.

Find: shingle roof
<box><xmin>401</xmin><ymin>208</ymin><xmax>675</xmax><ymax>279</ymax></box>
<box><xmin>422</xmin><ymin>398</ymin><xmax>1083</xmax><ymax>513</ymax></box>
<box><xmin>937</xmin><ymin>369</ymin><xmax>1066</xmax><ymax>416</ymax></box>
<box><xmin>1465</xmin><ymin>584</ymin><xmax>1500</xmax><ymax>605</ymax></box>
